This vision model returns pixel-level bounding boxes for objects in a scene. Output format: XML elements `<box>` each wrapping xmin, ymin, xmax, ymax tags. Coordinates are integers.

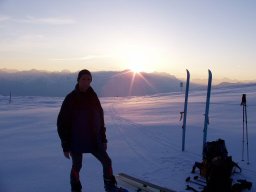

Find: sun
<box><xmin>129</xmin><ymin>65</ymin><xmax>144</xmax><ymax>73</ymax></box>
<box><xmin>114</xmin><ymin>43</ymin><xmax>156</xmax><ymax>73</ymax></box>
<box><xmin>124</xmin><ymin>52</ymin><xmax>154</xmax><ymax>73</ymax></box>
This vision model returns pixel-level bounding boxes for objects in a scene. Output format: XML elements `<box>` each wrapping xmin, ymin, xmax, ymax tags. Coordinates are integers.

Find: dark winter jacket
<box><xmin>57</xmin><ymin>85</ymin><xmax>107</xmax><ymax>153</ymax></box>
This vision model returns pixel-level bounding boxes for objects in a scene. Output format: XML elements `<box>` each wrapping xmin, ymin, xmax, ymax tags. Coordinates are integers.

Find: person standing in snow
<box><xmin>57</xmin><ymin>69</ymin><xmax>124</xmax><ymax>192</ymax></box>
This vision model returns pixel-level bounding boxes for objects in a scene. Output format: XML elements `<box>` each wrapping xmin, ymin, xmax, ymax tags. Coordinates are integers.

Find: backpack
<box><xmin>203</xmin><ymin>139</ymin><xmax>228</xmax><ymax>161</ymax></box>
<box><xmin>192</xmin><ymin>139</ymin><xmax>242</xmax><ymax>192</ymax></box>
<box><xmin>204</xmin><ymin>156</ymin><xmax>234</xmax><ymax>192</ymax></box>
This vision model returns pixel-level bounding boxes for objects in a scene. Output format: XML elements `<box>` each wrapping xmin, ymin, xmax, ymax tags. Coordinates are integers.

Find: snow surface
<box><xmin>0</xmin><ymin>84</ymin><xmax>255</xmax><ymax>192</ymax></box>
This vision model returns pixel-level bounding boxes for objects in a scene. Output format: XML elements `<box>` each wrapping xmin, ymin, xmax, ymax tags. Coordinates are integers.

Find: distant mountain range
<box><xmin>0</xmin><ymin>69</ymin><xmax>255</xmax><ymax>97</ymax></box>
<box><xmin>0</xmin><ymin>69</ymin><xmax>192</xmax><ymax>97</ymax></box>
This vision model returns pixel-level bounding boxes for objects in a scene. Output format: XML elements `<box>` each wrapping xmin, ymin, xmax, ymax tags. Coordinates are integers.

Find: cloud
<box><xmin>15</xmin><ymin>16</ymin><xmax>76</xmax><ymax>25</ymax></box>
<box><xmin>51</xmin><ymin>55</ymin><xmax>111</xmax><ymax>61</ymax></box>
<box><xmin>0</xmin><ymin>33</ymin><xmax>48</xmax><ymax>51</ymax></box>
<box><xmin>0</xmin><ymin>70</ymin><xmax>188</xmax><ymax>97</ymax></box>
<box><xmin>0</xmin><ymin>15</ymin><xmax>10</xmax><ymax>22</ymax></box>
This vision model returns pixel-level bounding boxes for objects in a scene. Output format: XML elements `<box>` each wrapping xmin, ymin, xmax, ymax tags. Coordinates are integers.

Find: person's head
<box><xmin>77</xmin><ymin>69</ymin><xmax>92</xmax><ymax>92</ymax></box>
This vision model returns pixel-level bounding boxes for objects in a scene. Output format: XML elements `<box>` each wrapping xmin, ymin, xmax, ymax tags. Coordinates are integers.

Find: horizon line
<box><xmin>0</xmin><ymin>67</ymin><xmax>255</xmax><ymax>84</ymax></box>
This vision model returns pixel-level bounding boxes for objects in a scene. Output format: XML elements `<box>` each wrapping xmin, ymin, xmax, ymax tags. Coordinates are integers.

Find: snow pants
<box><xmin>70</xmin><ymin>150</ymin><xmax>113</xmax><ymax>184</ymax></box>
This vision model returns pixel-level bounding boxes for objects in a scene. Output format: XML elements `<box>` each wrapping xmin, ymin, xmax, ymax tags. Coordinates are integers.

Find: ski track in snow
<box><xmin>105</xmin><ymin>97</ymin><xmax>204</xmax><ymax>191</ymax></box>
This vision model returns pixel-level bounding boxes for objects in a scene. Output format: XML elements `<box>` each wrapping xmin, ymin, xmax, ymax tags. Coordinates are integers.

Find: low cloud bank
<box><xmin>0</xmin><ymin>69</ymin><xmax>202</xmax><ymax>97</ymax></box>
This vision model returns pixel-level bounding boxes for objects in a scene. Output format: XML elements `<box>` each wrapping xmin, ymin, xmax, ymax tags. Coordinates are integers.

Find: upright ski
<box><xmin>202</xmin><ymin>70</ymin><xmax>212</xmax><ymax>153</ymax></box>
<box><xmin>181</xmin><ymin>69</ymin><xmax>190</xmax><ymax>151</ymax></box>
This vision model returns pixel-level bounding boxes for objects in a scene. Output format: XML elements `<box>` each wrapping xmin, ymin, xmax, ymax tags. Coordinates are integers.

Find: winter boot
<box><xmin>104</xmin><ymin>176</ymin><xmax>128</xmax><ymax>192</ymax></box>
<box><xmin>71</xmin><ymin>178</ymin><xmax>82</xmax><ymax>192</ymax></box>
<box><xmin>70</xmin><ymin>169</ymin><xmax>82</xmax><ymax>192</ymax></box>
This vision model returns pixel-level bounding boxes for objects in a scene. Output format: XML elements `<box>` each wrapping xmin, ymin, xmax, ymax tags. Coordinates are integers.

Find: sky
<box><xmin>0</xmin><ymin>0</ymin><xmax>256</xmax><ymax>81</ymax></box>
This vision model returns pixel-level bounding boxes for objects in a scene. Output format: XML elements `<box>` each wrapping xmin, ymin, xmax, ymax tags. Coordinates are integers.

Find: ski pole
<box><xmin>241</xmin><ymin>94</ymin><xmax>250</xmax><ymax>164</ymax></box>
<box><xmin>193</xmin><ymin>176</ymin><xmax>206</xmax><ymax>184</ymax></box>
<box><xmin>243</xmin><ymin>110</ymin><xmax>245</xmax><ymax>161</ymax></box>
<box><xmin>244</xmin><ymin>97</ymin><xmax>250</xmax><ymax>164</ymax></box>
<box><xmin>186</xmin><ymin>177</ymin><xmax>205</xmax><ymax>187</ymax></box>
<box><xmin>186</xmin><ymin>185</ymin><xmax>198</xmax><ymax>192</ymax></box>
<box><xmin>241</xmin><ymin>94</ymin><xmax>246</xmax><ymax>161</ymax></box>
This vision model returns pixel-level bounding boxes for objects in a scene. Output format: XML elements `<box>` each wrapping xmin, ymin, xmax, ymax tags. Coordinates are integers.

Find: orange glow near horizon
<box><xmin>110</xmin><ymin>69</ymin><xmax>155</xmax><ymax>96</ymax></box>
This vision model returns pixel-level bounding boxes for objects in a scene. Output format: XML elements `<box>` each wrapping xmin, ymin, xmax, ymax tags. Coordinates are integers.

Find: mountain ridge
<box><xmin>0</xmin><ymin>69</ymin><xmax>194</xmax><ymax>97</ymax></box>
<box><xmin>0</xmin><ymin>69</ymin><xmax>255</xmax><ymax>97</ymax></box>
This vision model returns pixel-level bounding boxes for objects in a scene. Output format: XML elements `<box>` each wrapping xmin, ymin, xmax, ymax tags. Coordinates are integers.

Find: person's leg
<box><xmin>92</xmin><ymin>150</ymin><xmax>117</xmax><ymax>191</ymax></box>
<box><xmin>92</xmin><ymin>150</ymin><xmax>113</xmax><ymax>178</ymax></box>
<box><xmin>70</xmin><ymin>153</ymin><xmax>83</xmax><ymax>191</ymax></box>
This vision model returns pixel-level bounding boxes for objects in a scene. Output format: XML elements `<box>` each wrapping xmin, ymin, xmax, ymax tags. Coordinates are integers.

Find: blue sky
<box><xmin>0</xmin><ymin>0</ymin><xmax>256</xmax><ymax>81</ymax></box>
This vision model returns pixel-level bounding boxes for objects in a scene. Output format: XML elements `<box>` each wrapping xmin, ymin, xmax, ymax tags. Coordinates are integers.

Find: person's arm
<box><xmin>57</xmin><ymin>95</ymin><xmax>72</xmax><ymax>156</ymax></box>
<box><xmin>98</xmin><ymin>98</ymin><xmax>108</xmax><ymax>144</ymax></box>
<box><xmin>93</xmin><ymin>92</ymin><xmax>108</xmax><ymax>145</ymax></box>
<box><xmin>100</xmin><ymin>113</ymin><xmax>108</xmax><ymax>151</ymax></box>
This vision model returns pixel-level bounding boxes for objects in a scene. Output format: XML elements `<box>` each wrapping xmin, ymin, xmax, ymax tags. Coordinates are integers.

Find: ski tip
<box><xmin>185</xmin><ymin>69</ymin><xmax>190</xmax><ymax>77</ymax></box>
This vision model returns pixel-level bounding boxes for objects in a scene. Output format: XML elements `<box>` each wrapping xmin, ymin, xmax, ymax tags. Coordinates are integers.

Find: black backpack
<box><xmin>203</xmin><ymin>139</ymin><xmax>242</xmax><ymax>192</ymax></box>
<box><xmin>192</xmin><ymin>139</ymin><xmax>242</xmax><ymax>192</ymax></box>
<box><xmin>203</xmin><ymin>139</ymin><xmax>228</xmax><ymax>161</ymax></box>
<box><xmin>204</xmin><ymin>156</ymin><xmax>234</xmax><ymax>192</ymax></box>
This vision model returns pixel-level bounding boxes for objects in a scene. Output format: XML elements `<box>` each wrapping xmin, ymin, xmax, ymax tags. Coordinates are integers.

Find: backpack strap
<box><xmin>232</xmin><ymin>161</ymin><xmax>242</xmax><ymax>173</ymax></box>
<box><xmin>232</xmin><ymin>179</ymin><xmax>252</xmax><ymax>191</ymax></box>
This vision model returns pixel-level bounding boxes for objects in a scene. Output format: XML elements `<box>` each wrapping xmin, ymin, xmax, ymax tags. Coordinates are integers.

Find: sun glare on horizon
<box><xmin>123</xmin><ymin>51</ymin><xmax>155</xmax><ymax>74</ymax></box>
<box><xmin>129</xmin><ymin>65</ymin><xmax>146</xmax><ymax>74</ymax></box>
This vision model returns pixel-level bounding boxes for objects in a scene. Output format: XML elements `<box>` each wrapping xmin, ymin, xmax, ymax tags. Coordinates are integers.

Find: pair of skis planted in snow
<box><xmin>180</xmin><ymin>69</ymin><xmax>212</xmax><ymax>153</ymax></box>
